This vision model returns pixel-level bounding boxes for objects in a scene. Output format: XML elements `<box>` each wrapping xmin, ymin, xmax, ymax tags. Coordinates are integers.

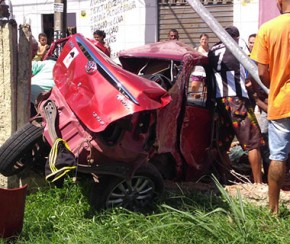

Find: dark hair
<box><xmin>38</xmin><ymin>32</ymin><xmax>47</xmax><ymax>40</ymax></box>
<box><xmin>199</xmin><ymin>33</ymin><xmax>209</xmax><ymax>39</ymax></box>
<box><xmin>248</xmin><ymin>33</ymin><xmax>256</xmax><ymax>39</ymax></box>
<box><xmin>169</xmin><ymin>28</ymin><xmax>179</xmax><ymax>34</ymax></box>
<box><xmin>93</xmin><ymin>30</ymin><xmax>106</xmax><ymax>38</ymax></box>
<box><xmin>225</xmin><ymin>26</ymin><xmax>240</xmax><ymax>38</ymax></box>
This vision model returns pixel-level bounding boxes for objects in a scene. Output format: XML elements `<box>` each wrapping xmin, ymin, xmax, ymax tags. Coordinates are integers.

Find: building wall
<box><xmin>10</xmin><ymin>0</ymin><xmax>268</xmax><ymax>57</ymax></box>
<box><xmin>11</xmin><ymin>0</ymin><xmax>157</xmax><ymax>62</ymax></box>
<box><xmin>90</xmin><ymin>0</ymin><xmax>158</xmax><ymax>61</ymax></box>
<box><xmin>233</xmin><ymin>0</ymin><xmax>259</xmax><ymax>45</ymax></box>
<box><xmin>11</xmin><ymin>0</ymin><xmax>91</xmax><ymax>41</ymax></box>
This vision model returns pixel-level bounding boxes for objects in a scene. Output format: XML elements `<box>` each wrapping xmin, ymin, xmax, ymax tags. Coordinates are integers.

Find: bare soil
<box><xmin>164</xmin><ymin>173</ymin><xmax>290</xmax><ymax>210</ymax></box>
<box><xmin>225</xmin><ymin>183</ymin><xmax>290</xmax><ymax>209</ymax></box>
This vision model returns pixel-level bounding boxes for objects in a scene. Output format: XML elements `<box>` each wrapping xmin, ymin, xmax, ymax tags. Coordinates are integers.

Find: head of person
<box><xmin>93</xmin><ymin>30</ymin><xmax>106</xmax><ymax>43</ymax></box>
<box><xmin>199</xmin><ymin>33</ymin><xmax>209</xmax><ymax>48</ymax></box>
<box><xmin>168</xmin><ymin>29</ymin><xmax>179</xmax><ymax>40</ymax></box>
<box><xmin>225</xmin><ymin>26</ymin><xmax>240</xmax><ymax>43</ymax></box>
<box><xmin>38</xmin><ymin>33</ymin><xmax>47</xmax><ymax>46</ymax></box>
<box><xmin>248</xmin><ymin>33</ymin><xmax>256</xmax><ymax>52</ymax></box>
<box><xmin>276</xmin><ymin>0</ymin><xmax>290</xmax><ymax>14</ymax></box>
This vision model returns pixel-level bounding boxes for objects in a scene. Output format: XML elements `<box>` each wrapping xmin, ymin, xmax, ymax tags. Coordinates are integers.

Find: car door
<box><xmin>179</xmin><ymin>64</ymin><xmax>212</xmax><ymax>181</ymax></box>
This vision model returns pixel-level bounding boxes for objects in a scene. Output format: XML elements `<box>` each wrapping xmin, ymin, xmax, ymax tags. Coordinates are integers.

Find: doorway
<box><xmin>42</xmin><ymin>13</ymin><xmax>77</xmax><ymax>45</ymax></box>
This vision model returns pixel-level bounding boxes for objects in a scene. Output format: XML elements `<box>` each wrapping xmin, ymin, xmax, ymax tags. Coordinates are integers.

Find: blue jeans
<box><xmin>269</xmin><ymin>118</ymin><xmax>290</xmax><ymax>161</ymax></box>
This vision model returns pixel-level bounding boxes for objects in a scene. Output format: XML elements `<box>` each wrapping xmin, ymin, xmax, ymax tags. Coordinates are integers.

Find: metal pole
<box><xmin>54</xmin><ymin>0</ymin><xmax>63</xmax><ymax>41</ymax></box>
<box><xmin>54</xmin><ymin>0</ymin><xmax>67</xmax><ymax>38</ymax></box>
<box><xmin>53</xmin><ymin>0</ymin><xmax>67</xmax><ymax>55</ymax></box>
<box><xmin>62</xmin><ymin>0</ymin><xmax>67</xmax><ymax>37</ymax></box>
<box><xmin>186</xmin><ymin>0</ymin><xmax>269</xmax><ymax>94</ymax></box>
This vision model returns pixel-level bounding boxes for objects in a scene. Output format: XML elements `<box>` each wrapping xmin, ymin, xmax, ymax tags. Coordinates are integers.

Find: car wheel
<box><xmin>0</xmin><ymin>123</ymin><xmax>47</xmax><ymax>176</ymax></box>
<box><xmin>90</xmin><ymin>163</ymin><xmax>164</xmax><ymax>211</ymax></box>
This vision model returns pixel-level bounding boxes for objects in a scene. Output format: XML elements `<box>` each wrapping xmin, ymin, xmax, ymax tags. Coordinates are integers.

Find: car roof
<box><xmin>118</xmin><ymin>40</ymin><xmax>206</xmax><ymax>62</ymax></box>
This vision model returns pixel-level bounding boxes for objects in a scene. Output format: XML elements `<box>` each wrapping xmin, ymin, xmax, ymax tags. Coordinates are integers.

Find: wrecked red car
<box><xmin>119</xmin><ymin>41</ymin><xmax>217</xmax><ymax>182</ymax></box>
<box><xmin>0</xmin><ymin>34</ymin><xmax>223</xmax><ymax>211</ymax></box>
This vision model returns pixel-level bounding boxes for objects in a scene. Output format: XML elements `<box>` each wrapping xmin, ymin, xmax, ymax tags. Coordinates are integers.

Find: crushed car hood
<box><xmin>53</xmin><ymin>34</ymin><xmax>171</xmax><ymax>132</ymax></box>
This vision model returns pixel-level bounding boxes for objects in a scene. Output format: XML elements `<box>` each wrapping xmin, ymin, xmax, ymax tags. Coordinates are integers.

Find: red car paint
<box><xmin>38</xmin><ymin>34</ymin><xmax>171</xmax><ymax>177</ymax></box>
<box><xmin>53</xmin><ymin>35</ymin><xmax>170</xmax><ymax>132</ymax></box>
<box><xmin>40</xmin><ymin>34</ymin><xmax>216</xmax><ymax>182</ymax></box>
<box><xmin>119</xmin><ymin>40</ymin><xmax>213</xmax><ymax>181</ymax></box>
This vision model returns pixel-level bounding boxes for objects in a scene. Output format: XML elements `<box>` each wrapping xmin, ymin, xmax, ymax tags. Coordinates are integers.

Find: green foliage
<box><xmin>2</xmin><ymin>176</ymin><xmax>290</xmax><ymax>244</ymax></box>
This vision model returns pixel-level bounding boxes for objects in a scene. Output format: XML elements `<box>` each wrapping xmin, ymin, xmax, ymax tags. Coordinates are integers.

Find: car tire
<box><xmin>0</xmin><ymin>123</ymin><xmax>46</xmax><ymax>176</ymax></box>
<box><xmin>90</xmin><ymin>163</ymin><xmax>164</xmax><ymax>211</ymax></box>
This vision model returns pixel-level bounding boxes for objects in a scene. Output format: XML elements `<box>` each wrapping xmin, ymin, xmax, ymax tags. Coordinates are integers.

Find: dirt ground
<box><xmin>225</xmin><ymin>182</ymin><xmax>290</xmax><ymax>209</ymax></box>
<box><xmin>225</xmin><ymin>171</ymin><xmax>290</xmax><ymax>209</ymax></box>
<box><xmin>164</xmin><ymin>173</ymin><xmax>290</xmax><ymax>210</ymax></box>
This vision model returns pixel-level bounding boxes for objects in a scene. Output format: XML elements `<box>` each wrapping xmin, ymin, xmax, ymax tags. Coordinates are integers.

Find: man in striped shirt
<box><xmin>208</xmin><ymin>26</ymin><xmax>264</xmax><ymax>184</ymax></box>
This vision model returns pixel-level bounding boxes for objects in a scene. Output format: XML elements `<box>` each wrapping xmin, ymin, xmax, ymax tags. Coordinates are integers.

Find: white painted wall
<box><xmin>11</xmin><ymin>0</ymin><xmax>92</xmax><ymax>41</ymax></box>
<box><xmin>233</xmin><ymin>0</ymin><xmax>259</xmax><ymax>45</ymax></box>
<box><xmin>12</xmin><ymin>0</ymin><xmax>52</xmax><ymax>39</ymax></box>
<box><xmin>89</xmin><ymin>0</ymin><xmax>157</xmax><ymax>61</ymax></box>
<box><xmin>11</xmin><ymin>0</ymin><xmax>157</xmax><ymax>62</ymax></box>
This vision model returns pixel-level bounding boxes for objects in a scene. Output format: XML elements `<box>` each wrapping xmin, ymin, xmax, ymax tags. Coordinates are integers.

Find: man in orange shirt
<box><xmin>250</xmin><ymin>0</ymin><xmax>290</xmax><ymax>214</ymax></box>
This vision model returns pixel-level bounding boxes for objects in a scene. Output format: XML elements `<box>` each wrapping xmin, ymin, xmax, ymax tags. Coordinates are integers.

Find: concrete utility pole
<box><xmin>54</xmin><ymin>0</ymin><xmax>67</xmax><ymax>41</ymax></box>
<box><xmin>1</xmin><ymin>2</ymin><xmax>33</xmax><ymax>188</ymax></box>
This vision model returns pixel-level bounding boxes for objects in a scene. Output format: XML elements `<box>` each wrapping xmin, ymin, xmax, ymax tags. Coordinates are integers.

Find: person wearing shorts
<box><xmin>217</xmin><ymin>97</ymin><xmax>263</xmax><ymax>152</ymax></box>
<box><xmin>250</xmin><ymin>0</ymin><xmax>290</xmax><ymax>214</ymax></box>
<box><xmin>208</xmin><ymin>26</ymin><xmax>264</xmax><ymax>183</ymax></box>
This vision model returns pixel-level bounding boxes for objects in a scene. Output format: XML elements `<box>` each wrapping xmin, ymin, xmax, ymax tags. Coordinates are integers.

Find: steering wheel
<box><xmin>147</xmin><ymin>74</ymin><xmax>172</xmax><ymax>90</ymax></box>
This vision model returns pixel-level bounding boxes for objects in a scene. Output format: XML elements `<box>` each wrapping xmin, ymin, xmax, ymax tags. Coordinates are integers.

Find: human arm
<box><xmin>257</xmin><ymin>63</ymin><xmax>270</xmax><ymax>88</ymax></box>
<box><xmin>250</xmin><ymin>25</ymin><xmax>271</xmax><ymax>88</ymax></box>
<box><xmin>253</xmin><ymin>93</ymin><xmax>268</xmax><ymax>113</ymax></box>
<box><xmin>246</xmin><ymin>79</ymin><xmax>268</xmax><ymax>113</ymax></box>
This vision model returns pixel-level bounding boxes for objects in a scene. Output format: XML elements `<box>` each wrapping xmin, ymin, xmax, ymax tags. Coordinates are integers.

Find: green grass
<box><xmin>2</xmin><ymin>176</ymin><xmax>290</xmax><ymax>244</ymax></box>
